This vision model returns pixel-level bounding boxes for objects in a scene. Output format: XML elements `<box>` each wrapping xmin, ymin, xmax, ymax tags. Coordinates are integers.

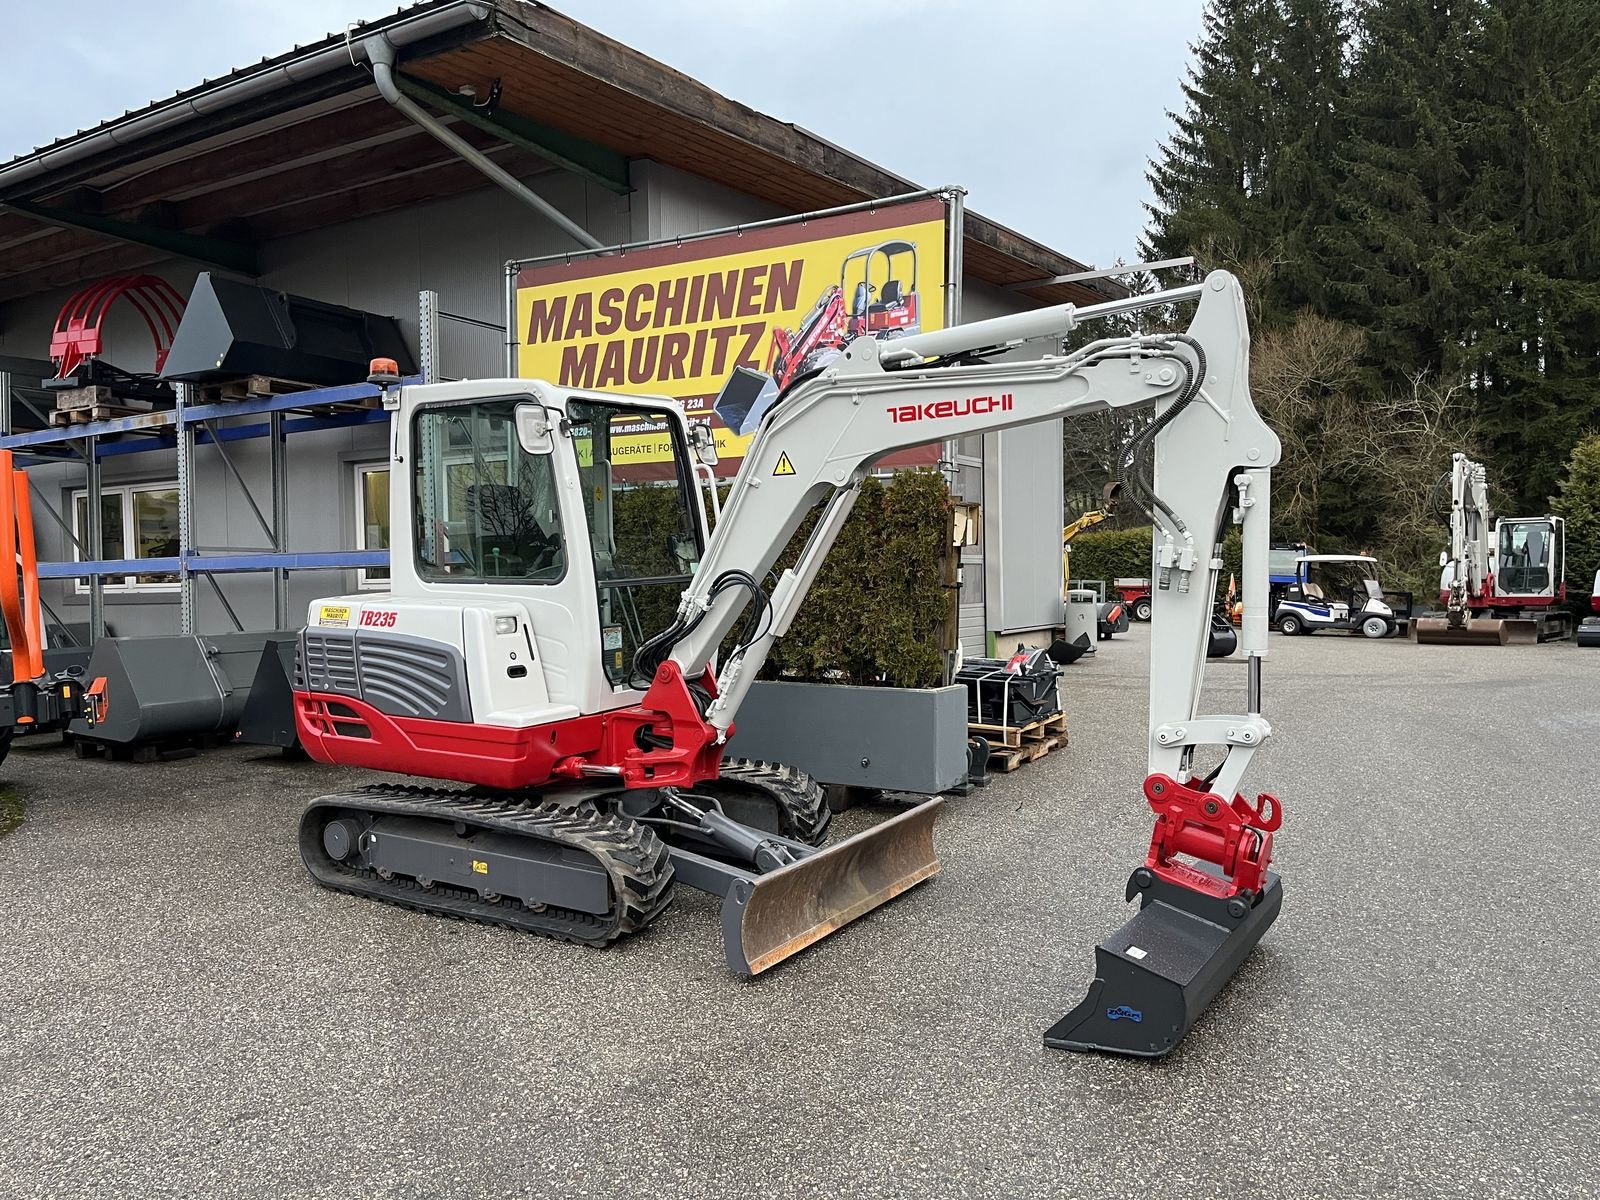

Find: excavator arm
<box><xmin>667</xmin><ymin>273</ymin><xmax>1277</xmax><ymax>778</ymax></box>
<box><xmin>638</xmin><ymin>270</ymin><xmax>1287</xmax><ymax>1054</ymax></box>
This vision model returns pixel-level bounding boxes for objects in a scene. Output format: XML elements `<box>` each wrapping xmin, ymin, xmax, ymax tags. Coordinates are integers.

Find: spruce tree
<box><xmin>1458</xmin><ymin>0</ymin><xmax>1600</xmax><ymax>510</ymax></box>
<box><xmin>1143</xmin><ymin>0</ymin><xmax>1281</xmax><ymax>273</ymax></box>
<box><xmin>1323</xmin><ymin>0</ymin><xmax>1485</xmax><ymax>386</ymax></box>
<box><xmin>1263</xmin><ymin>0</ymin><xmax>1352</xmax><ymax>316</ymax></box>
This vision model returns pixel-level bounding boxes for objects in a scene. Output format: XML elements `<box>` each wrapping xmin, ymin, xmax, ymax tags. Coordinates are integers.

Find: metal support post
<box><xmin>86</xmin><ymin>435</ymin><xmax>104</xmax><ymax>641</ymax></box>
<box><xmin>420</xmin><ymin>289</ymin><xmax>440</xmax><ymax>384</ymax></box>
<box><xmin>504</xmin><ymin>263</ymin><xmax>520</xmax><ymax>376</ymax></box>
<box><xmin>271</xmin><ymin>410</ymin><xmax>288</xmax><ymax>627</ymax></box>
<box><xmin>178</xmin><ymin>383</ymin><xmax>195</xmax><ymax>634</ymax></box>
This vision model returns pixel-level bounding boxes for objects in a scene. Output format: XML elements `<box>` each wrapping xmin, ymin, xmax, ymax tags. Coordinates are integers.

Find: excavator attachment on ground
<box><xmin>1047</xmin><ymin>774</ymin><xmax>1283</xmax><ymax>1055</ymax></box>
<box><xmin>663</xmin><ymin>795</ymin><xmax>942</xmax><ymax>975</ymax></box>
<box><xmin>1047</xmin><ymin>870</ymin><xmax>1283</xmax><ymax>1056</ymax></box>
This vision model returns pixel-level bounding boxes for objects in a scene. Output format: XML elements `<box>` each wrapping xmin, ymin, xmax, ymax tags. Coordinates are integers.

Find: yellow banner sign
<box><xmin>516</xmin><ymin>199</ymin><xmax>949</xmax><ymax>473</ymax></box>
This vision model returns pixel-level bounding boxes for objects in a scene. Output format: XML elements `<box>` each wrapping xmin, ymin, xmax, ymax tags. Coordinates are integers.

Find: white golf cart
<box><xmin>1274</xmin><ymin>554</ymin><xmax>1400</xmax><ymax>638</ymax></box>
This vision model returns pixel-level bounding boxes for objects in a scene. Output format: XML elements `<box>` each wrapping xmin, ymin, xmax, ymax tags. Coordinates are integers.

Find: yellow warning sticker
<box><xmin>773</xmin><ymin>451</ymin><xmax>796</xmax><ymax>477</ymax></box>
<box><xmin>318</xmin><ymin>604</ymin><xmax>351</xmax><ymax>627</ymax></box>
<box><xmin>472</xmin><ymin>860</ymin><xmax>489</xmax><ymax>875</ymax></box>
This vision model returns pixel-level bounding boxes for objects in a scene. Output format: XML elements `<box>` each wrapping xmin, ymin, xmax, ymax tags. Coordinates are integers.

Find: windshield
<box><xmin>565</xmin><ymin>400</ymin><xmax>704</xmax><ymax>687</ymax></box>
<box><xmin>1497</xmin><ymin>519</ymin><xmax>1552</xmax><ymax>595</ymax></box>
<box><xmin>1304</xmin><ymin>561</ymin><xmax>1379</xmax><ymax>602</ymax></box>
<box><xmin>412</xmin><ymin>398</ymin><xmax>565</xmax><ymax>582</ymax></box>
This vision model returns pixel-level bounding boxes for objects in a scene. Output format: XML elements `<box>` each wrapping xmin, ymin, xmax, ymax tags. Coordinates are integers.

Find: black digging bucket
<box><xmin>1045</xmin><ymin>866</ymin><xmax>1282</xmax><ymax>1057</ymax></box>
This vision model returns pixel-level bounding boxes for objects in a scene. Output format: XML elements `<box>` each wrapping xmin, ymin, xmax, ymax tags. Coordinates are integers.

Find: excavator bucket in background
<box><xmin>1413</xmin><ymin>616</ymin><xmax>1509</xmax><ymax>646</ymax></box>
<box><xmin>668</xmin><ymin>798</ymin><xmax>943</xmax><ymax>977</ymax></box>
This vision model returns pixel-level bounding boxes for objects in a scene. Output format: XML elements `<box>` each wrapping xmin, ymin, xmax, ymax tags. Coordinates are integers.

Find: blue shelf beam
<box><xmin>0</xmin><ymin>375</ymin><xmax>415</xmax><ymax>455</ymax></box>
<box><xmin>38</xmin><ymin>551</ymin><xmax>388</xmax><ymax>579</ymax></box>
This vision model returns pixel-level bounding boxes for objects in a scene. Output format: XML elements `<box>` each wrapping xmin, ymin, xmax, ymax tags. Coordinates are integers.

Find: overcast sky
<box><xmin>1</xmin><ymin>0</ymin><xmax>1202</xmax><ymax>267</ymax></box>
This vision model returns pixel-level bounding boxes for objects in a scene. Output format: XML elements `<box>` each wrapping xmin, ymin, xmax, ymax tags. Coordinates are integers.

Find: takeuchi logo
<box><xmin>888</xmin><ymin>393</ymin><xmax>1014</xmax><ymax>424</ymax></box>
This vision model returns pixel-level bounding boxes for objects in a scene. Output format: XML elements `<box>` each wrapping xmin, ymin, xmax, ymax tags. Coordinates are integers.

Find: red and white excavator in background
<box><xmin>1414</xmin><ymin>452</ymin><xmax>1573</xmax><ymax>645</ymax></box>
<box><xmin>291</xmin><ymin>270</ymin><xmax>1285</xmax><ymax>1058</ymax></box>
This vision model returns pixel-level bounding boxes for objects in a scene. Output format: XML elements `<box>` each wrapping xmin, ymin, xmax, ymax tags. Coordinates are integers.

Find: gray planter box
<box><xmin>726</xmin><ymin>681</ymin><xmax>968</xmax><ymax>795</ymax></box>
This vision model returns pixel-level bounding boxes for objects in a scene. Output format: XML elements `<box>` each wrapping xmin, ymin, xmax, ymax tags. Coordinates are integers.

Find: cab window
<box><xmin>566</xmin><ymin>400</ymin><xmax>704</xmax><ymax>685</ymax></box>
<box><xmin>412</xmin><ymin>399</ymin><xmax>565</xmax><ymax>582</ymax></box>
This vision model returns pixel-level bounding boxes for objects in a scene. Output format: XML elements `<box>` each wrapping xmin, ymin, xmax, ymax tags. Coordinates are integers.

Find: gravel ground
<box><xmin>0</xmin><ymin>625</ymin><xmax>1596</xmax><ymax>1199</ymax></box>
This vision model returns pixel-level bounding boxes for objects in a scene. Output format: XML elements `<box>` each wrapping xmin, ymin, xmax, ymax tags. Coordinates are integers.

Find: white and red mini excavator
<box><xmin>1414</xmin><ymin>451</ymin><xmax>1572</xmax><ymax>645</ymax></box>
<box><xmin>292</xmin><ymin>271</ymin><xmax>1285</xmax><ymax>1058</ymax></box>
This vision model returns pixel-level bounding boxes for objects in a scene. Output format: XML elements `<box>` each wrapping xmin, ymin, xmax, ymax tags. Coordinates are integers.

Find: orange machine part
<box><xmin>0</xmin><ymin>451</ymin><xmax>44</xmax><ymax>685</ymax></box>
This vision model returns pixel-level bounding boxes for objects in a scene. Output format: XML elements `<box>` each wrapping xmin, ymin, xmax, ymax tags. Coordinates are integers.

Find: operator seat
<box><xmin>875</xmin><ymin>279</ymin><xmax>904</xmax><ymax>310</ymax></box>
<box><xmin>851</xmin><ymin>281</ymin><xmax>872</xmax><ymax>317</ymax></box>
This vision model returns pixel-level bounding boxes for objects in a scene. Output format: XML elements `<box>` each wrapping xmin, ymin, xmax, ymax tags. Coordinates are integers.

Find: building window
<box><xmin>70</xmin><ymin>483</ymin><xmax>180</xmax><ymax>592</ymax></box>
<box><xmin>354</xmin><ymin>463</ymin><xmax>391</xmax><ymax>588</ymax></box>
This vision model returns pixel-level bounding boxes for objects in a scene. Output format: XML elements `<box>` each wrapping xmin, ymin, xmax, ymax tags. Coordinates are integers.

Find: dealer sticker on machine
<box><xmin>318</xmin><ymin>604</ymin><xmax>352</xmax><ymax>627</ymax></box>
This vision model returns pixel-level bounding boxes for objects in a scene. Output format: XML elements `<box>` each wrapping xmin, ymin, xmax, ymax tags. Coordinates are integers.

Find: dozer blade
<box><xmin>1500</xmin><ymin>619</ymin><xmax>1538</xmax><ymax>645</ymax></box>
<box><xmin>1046</xmin><ymin>869</ymin><xmax>1282</xmax><ymax>1057</ymax></box>
<box><xmin>721</xmin><ymin>798</ymin><xmax>942</xmax><ymax>976</ymax></box>
<box><xmin>1413</xmin><ymin>616</ymin><xmax>1508</xmax><ymax>646</ymax></box>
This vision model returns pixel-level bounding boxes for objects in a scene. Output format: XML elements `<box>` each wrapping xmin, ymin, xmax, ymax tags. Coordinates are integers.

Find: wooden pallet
<box><xmin>52</xmin><ymin>384</ymin><xmax>157</xmax><ymax>417</ymax></box>
<box><xmin>969</xmin><ymin>711</ymin><xmax>1069</xmax><ymax>773</ymax></box>
<box><xmin>197</xmin><ymin>373</ymin><xmax>382</xmax><ymax>415</ymax></box>
<box><xmin>49</xmin><ymin>403</ymin><xmax>154</xmax><ymax>426</ymax></box>
<box><xmin>198</xmin><ymin>374</ymin><xmax>315</xmax><ymax>403</ymax></box>
<box><xmin>968</xmin><ymin>710</ymin><xmax>1067</xmax><ymax>749</ymax></box>
<box><xmin>986</xmin><ymin>732</ymin><xmax>1068</xmax><ymax>773</ymax></box>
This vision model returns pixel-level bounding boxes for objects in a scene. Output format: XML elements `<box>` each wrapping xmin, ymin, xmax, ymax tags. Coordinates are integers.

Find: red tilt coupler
<box><xmin>1141</xmin><ymin>773</ymin><xmax>1281</xmax><ymax>900</ymax></box>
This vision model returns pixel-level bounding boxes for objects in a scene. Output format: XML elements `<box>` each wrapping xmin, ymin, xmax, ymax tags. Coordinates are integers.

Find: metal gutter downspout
<box><xmin>0</xmin><ymin>2</ymin><xmax>491</xmax><ymax>196</ymax></box>
<box><xmin>361</xmin><ymin>37</ymin><xmax>603</xmax><ymax>250</ymax></box>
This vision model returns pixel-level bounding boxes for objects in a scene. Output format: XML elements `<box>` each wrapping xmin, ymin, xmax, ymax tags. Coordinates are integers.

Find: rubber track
<box><xmin>299</xmin><ymin>785</ymin><xmax>673</xmax><ymax>946</ymax></box>
<box><xmin>715</xmin><ymin>758</ymin><xmax>830</xmax><ymax>846</ymax></box>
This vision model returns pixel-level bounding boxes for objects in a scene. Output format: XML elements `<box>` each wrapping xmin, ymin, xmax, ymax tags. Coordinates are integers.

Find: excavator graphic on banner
<box><xmin>714</xmin><ymin>241</ymin><xmax>922</xmax><ymax>437</ymax></box>
<box><xmin>290</xmin><ymin>270</ymin><xmax>1285</xmax><ymax>1058</ymax></box>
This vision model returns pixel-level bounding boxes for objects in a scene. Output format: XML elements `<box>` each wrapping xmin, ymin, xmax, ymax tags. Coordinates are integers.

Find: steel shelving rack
<box><xmin>0</xmin><ymin>289</ymin><xmax>506</xmax><ymax>642</ymax></box>
<box><xmin>0</xmin><ymin>378</ymin><xmax>406</xmax><ymax>640</ymax></box>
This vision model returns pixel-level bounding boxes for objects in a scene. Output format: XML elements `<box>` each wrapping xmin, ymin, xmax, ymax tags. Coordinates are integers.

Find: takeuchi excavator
<box><xmin>1414</xmin><ymin>452</ymin><xmax>1572</xmax><ymax>645</ymax></box>
<box><xmin>292</xmin><ymin>270</ymin><xmax>1286</xmax><ymax>1058</ymax></box>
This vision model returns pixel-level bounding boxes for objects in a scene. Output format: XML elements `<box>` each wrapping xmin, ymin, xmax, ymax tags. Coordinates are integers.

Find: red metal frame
<box><xmin>295</xmin><ymin>662</ymin><xmax>728</xmax><ymax>793</ymax></box>
<box><xmin>767</xmin><ymin>286</ymin><xmax>848</xmax><ymax>392</ymax></box>
<box><xmin>48</xmin><ymin>274</ymin><xmax>187</xmax><ymax>380</ymax></box>
<box><xmin>1141</xmin><ymin>773</ymin><xmax>1281</xmax><ymax>900</ymax></box>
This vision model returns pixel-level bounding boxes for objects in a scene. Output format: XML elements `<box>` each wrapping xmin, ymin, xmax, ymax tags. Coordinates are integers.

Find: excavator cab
<box><xmin>1494</xmin><ymin>517</ymin><xmax>1563</xmax><ymax>600</ymax></box>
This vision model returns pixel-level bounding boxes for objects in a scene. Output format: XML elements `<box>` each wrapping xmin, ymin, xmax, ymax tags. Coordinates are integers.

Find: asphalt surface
<box><xmin>1</xmin><ymin>625</ymin><xmax>1596</xmax><ymax>1199</ymax></box>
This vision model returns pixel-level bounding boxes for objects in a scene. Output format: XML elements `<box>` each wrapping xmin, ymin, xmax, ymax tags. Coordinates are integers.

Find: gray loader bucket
<box><xmin>721</xmin><ymin>798</ymin><xmax>942</xmax><ymax>976</ymax></box>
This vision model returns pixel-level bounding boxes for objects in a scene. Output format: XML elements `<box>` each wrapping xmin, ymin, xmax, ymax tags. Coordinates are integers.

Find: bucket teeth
<box><xmin>721</xmin><ymin>798</ymin><xmax>942</xmax><ymax>976</ymax></box>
